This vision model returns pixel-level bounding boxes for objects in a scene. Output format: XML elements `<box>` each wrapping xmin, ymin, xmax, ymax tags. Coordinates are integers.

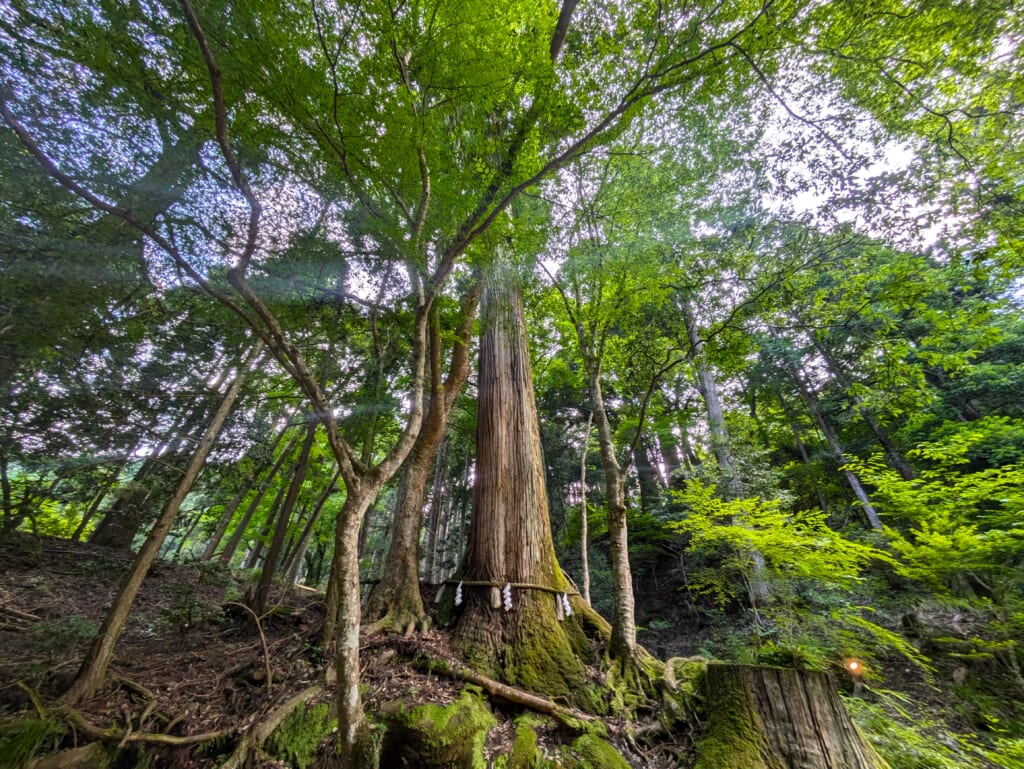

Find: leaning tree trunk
<box><xmin>451</xmin><ymin>273</ymin><xmax>596</xmax><ymax>709</ymax></box>
<box><xmin>282</xmin><ymin>470</ymin><xmax>340</xmax><ymax>586</ymax></box>
<box><xmin>63</xmin><ymin>340</ymin><xmax>262</xmax><ymax>704</ymax></box>
<box><xmin>696</xmin><ymin>664</ymin><xmax>889</xmax><ymax>769</ymax></box>
<box><xmin>89</xmin><ymin>405</ymin><xmax>207</xmax><ymax>549</ymax></box>
<box><xmin>202</xmin><ymin>421</ymin><xmax>292</xmax><ymax>559</ymax></box>
<box><xmin>775</xmin><ymin>341</ymin><xmax>883</xmax><ymax>531</ymax></box>
<box><xmin>253</xmin><ymin>420</ymin><xmax>317</xmax><ymax>615</ymax></box>
<box><xmin>216</xmin><ymin>432</ymin><xmax>301</xmax><ymax>565</ymax></box>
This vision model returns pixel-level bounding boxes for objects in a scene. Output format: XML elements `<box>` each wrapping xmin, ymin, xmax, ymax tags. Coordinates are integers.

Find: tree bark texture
<box><xmin>89</xmin><ymin>405</ymin><xmax>208</xmax><ymax>549</ymax></box>
<box><xmin>451</xmin><ymin>275</ymin><xmax>594</xmax><ymax>708</ymax></box>
<box><xmin>366</xmin><ymin>280</ymin><xmax>480</xmax><ymax>631</ymax></box>
<box><xmin>580</xmin><ymin>411</ymin><xmax>592</xmax><ymax>607</ymax></box>
<box><xmin>696</xmin><ymin>664</ymin><xmax>889</xmax><ymax>769</ymax></box>
<box><xmin>587</xmin><ymin>364</ymin><xmax>638</xmax><ymax>661</ymax></box>
<box><xmin>63</xmin><ymin>340</ymin><xmax>262</xmax><ymax>704</ymax></box>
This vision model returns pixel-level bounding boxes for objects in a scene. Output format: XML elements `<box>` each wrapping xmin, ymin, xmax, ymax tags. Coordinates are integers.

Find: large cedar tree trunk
<box><xmin>451</xmin><ymin>274</ymin><xmax>595</xmax><ymax>708</ymax></box>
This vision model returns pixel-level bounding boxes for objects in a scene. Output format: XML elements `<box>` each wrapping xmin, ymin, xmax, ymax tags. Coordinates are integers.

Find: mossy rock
<box><xmin>379</xmin><ymin>688</ymin><xmax>495</xmax><ymax>768</ymax></box>
<box><xmin>555</xmin><ymin>733</ymin><xmax>631</xmax><ymax>769</ymax></box>
<box><xmin>264</xmin><ymin>701</ymin><xmax>335</xmax><ymax>769</ymax></box>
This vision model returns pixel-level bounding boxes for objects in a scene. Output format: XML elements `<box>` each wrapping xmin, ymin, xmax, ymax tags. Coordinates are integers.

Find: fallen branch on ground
<box><xmin>411</xmin><ymin>657</ymin><xmax>596</xmax><ymax>728</ymax></box>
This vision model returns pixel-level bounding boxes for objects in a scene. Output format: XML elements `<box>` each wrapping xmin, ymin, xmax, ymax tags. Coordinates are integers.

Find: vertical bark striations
<box><xmin>451</xmin><ymin>272</ymin><xmax>593</xmax><ymax>707</ymax></box>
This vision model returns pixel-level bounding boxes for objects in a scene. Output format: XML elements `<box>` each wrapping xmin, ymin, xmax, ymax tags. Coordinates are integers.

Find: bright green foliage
<box><xmin>845</xmin><ymin>692</ymin><xmax>1018</xmax><ymax>769</ymax></box>
<box><xmin>670</xmin><ymin>481</ymin><xmax>928</xmax><ymax>669</ymax></box>
<box><xmin>852</xmin><ymin>419</ymin><xmax>1024</xmax><ymax>602</ymax></box>
<box><xmin>0</xmin><ymin>717</ymin><xmax>66</xmax><ymax>769</ymax></box>
<box><xmin>672</xmin><ymin>481</ymin><xmax>888</xmax><ymax>597</ymax></box>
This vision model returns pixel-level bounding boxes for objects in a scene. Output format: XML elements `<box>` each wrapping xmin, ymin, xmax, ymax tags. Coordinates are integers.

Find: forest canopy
<box><xmin>1</xmin><ymin>1</ymin><xmax>1023</xmax><ymax>768</ymax></box>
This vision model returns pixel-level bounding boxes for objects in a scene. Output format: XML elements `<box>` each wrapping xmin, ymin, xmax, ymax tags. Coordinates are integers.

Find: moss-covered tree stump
<box><xmin>696</xmin><ymin>664</ymin><xmax>890</xmax><ymax>769</ymax></box>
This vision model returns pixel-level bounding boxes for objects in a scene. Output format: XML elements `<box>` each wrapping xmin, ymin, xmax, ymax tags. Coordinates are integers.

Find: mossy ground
<box><xmin>265</xmin><ymin>702</ymin><xmax>335</xmax><ymax>769</ymax></box>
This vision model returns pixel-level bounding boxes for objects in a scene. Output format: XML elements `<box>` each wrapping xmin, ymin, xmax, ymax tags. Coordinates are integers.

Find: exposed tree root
<box><xmin>363</xmin><ymin>607</ymin><xmax>432</xmax><ymax>637</ymax></box>
<box><xmin>411</xmin><ymin>656</ymin><xmax>596</xmax><ymax>729</ymax></box>
<box><xmin>218</xmin><ymin>684</ymin><xmax>323</xmax><ymax>769</ymax></box>
<box><xmin>55</xmin><ymin>705</ymin><xmax>232</xmax><ymax>746</ymax></box>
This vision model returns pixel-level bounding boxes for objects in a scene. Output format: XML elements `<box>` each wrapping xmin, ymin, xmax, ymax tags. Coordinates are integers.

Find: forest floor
<box><xmin>0</xmin><ymin>534</ymin><xmax>682</xmax><ymax>768</ymax></box>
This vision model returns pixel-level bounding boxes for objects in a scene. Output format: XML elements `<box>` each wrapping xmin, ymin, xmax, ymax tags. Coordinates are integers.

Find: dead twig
<box><xmin>226</xmin><ymin>602</ymin><xmax>273</xmax><ymax>690</ymax></box>
<box><xmin>2</xmin><ymin>605</ymin><xmax>41</xmax><ymax>622</ymax></box>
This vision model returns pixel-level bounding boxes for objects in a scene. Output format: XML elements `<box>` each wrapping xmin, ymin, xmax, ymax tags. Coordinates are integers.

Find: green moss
<box><xmin>692</xmin><ymin>666</ymin><xmax>764</xmax><ymax>769</ymax></box>
<box><xmin>265</xmin><ymin>702</ymin><xmax>335</xmax><ymax>769</ymax></box>
<box><xmin>507</xmin><ymin>716</ymin><xmax>541</xmax><ymax>769</ymax></box>
<box><xmin>502</xmin><ymin>617</ymin><xmax>600</xmax><ymax>713</ymax></box>
<box><xmin>556</xmin><ymin>734</ymin><xmax>631</xmax><ymax>769</ymax></box>
<box><xmin>660</xmin><ymin>656</ymin><xmax>708</xmax><ymax>729</ymax></box>
<box><xmin>380</xmin><ymin>688</ymin><xmax>495</xmax><ymax>768</ymax></box>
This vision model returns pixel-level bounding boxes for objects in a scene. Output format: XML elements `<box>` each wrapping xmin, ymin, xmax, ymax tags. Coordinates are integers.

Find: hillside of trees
<box><xmin>1</xmin><ymin>1</ymin><xmax>1022</xmax><ymax>767</ymax></box>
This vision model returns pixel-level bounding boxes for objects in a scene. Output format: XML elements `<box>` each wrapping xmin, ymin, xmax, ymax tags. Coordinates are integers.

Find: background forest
<box><xmin>1</xmin><ymin>0</ymin><xmax>1023</xmax><ymax>767</ymax></box>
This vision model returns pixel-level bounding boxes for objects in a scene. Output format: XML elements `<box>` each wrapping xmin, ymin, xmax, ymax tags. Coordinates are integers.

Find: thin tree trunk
<box><xmin>634</xmin><ymin>433</ymin><xmax>663</xmax><ymax>515</ymax></box>
<box><xmin>423</xmin><ymin>441</ymin><xmax>451</xmax><ymax>584</ymax></box>
<box><xmin>283</xmin><ymin>470</ymin><xmax>340</xmax><ymax>586</ymax></box>
<box><xmin>202</xmin><ymin>422</ymin><xmax>291</xmax><ymax>559</ymax></box>
<box><xmin>63</xmin><ymin>340</ymin><xmax>262</xmax><ymax>704</ymax></box>
<box><xmin>0</xmin><ymin>453</ymin><xmax>12</xmax><ymax>530</ymax></box>
<box><xmin>777</xmin><ymin>390</ymin><xmax>831</xmax><ymax>514</ymax></box>
<box><xmin>795</xmin><ymin>382</ymin><xmax>882</xmax><ymax>531</ymax></box>
<box><xmin>242</xmin><ymin>484</ymin><xmax>285</xmax><ymax>569</ymax></box>
<box><xmin>580</xmin><ymin>411</ymin><xmax>592</xmax><ymax>607</ymax></box>
<box><xmin>812</xmin><ymin>339</ymin><xmax>917</xmax><ymax>482</ymax></box>
<box><xmin>853</xmin><ymin>396</ymin><xmax>916</xmax><ymax>481</ymax></box>
<box><xmin>587</xmin><ymin>363</ymin><xmax>638</xmax><ymax>661</ymax></box>
<box><xmin>254</xmin><ymin>420</ymin><xmax>317</xmax><ymax>615</ymax></box>
<box><xmin>686</xmin><ymin>307</ymin><xmax>769</xmax><ymax>602</ymax></box>
<box><xmin>218</xmin><ymin>432</ymin><xmax>301</xmax><ymax>565</ymax></box>
<box><xmin>89</xmin><ymin>405</ymin><xmax>207</xmax><ymax>549</ymax></box>
<box><xmin>367</xmin><ymin>281</ymin><xmax>480</xmax><ymax>630</ymax></box>
<box><xmin>71</xmin><ymin>467</ymin><xmax>122</xmax><ymax>542</ymax></box>
<box><xmin>169</xmin><ymin>511</ymin><xmax>203</xmax><ymax>561</ymax></box>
